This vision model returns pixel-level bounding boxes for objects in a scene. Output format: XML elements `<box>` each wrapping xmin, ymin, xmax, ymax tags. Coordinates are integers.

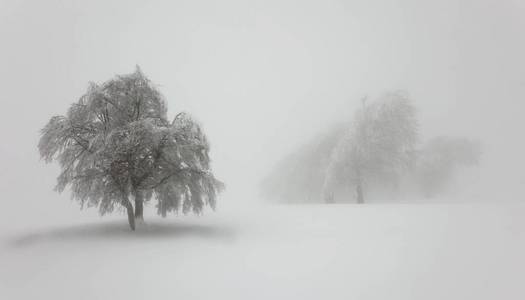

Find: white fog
<box><xmin>1</xmin><ymin>0</ymin><xmax>524</xmax><ymax>299</ymax></box>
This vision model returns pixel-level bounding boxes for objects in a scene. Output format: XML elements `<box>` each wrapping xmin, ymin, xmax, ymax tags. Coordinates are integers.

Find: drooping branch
<box><xmin>39</xmin><ymin>67</ymin><xmax>222</xmax><ymax>230</ymax></box>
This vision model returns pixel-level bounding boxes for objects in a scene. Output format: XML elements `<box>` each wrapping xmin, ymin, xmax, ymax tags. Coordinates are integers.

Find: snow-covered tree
<box><xmin>38</xmin><ymin>67</ymin><xmax>223</xmax><ymax>230</ymax></box>
<box><xmin>260</xmin><ymin>124</ymin><xmax>346</xmax><ymax>203</ymax></box>
<box><xmin>324</xmin><ymin>92</ymin><xmax>418</xmax><ymax>203</ymax></box>
<box><xmin>415</xmin><ymin>136</ymin><xmax>481</xmax><ymax>197</ymax></box>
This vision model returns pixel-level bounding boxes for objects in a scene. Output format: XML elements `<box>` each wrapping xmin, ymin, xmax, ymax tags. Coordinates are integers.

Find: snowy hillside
<box><xmin>1</xmin><ymin>203</ymin><xmax>524</xmax><ymax>300</ymax></box>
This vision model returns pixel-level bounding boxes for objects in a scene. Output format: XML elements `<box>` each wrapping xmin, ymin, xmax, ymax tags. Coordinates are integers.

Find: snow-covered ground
<box><xmin>1</xmin><ymin>202</ymin><xmax>524</xmax><ymax>300</ymax></box>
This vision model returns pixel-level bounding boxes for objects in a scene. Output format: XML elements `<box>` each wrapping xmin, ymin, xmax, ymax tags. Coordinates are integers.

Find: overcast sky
<box><xmin>1</xmin><ymin>0</ymin><xmax>525</xmax><ymax>218</ymax></box>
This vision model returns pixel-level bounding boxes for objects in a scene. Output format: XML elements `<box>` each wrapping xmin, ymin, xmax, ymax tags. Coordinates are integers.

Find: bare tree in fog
<box><xmin>324</xmin><ymin>92</ymin><xmax>418</xmax><ymax>203</ymax></box>
<box><xmin>38</xmin><ymin>67</ymin><xmax>223</xmax><ymax>230</ymax></box>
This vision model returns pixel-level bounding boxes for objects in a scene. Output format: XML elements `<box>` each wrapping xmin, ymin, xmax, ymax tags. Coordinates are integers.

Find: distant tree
<box><xmin>324</xmin><ymin>92</ymin><xmax>418</xmax><ymax>203</ymax></box>
<box><xmin>260</xmin><ymin>124</ymin><xmax>346</xmax><ymax>203</ymax></box>
<box><xmin>415</xmin><ymin>136</ymin><xmax>481</xmax><ymax>197</ymax></box>
<box><xmin>38</xmin><ymin>67</ymin><xmax>223</xmax><ymax>230</ymax></box>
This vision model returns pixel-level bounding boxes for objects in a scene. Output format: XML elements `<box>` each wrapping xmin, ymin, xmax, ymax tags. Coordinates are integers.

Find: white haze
<box><xmin>2</xmin><ymin>0</ymin><xmax>525</xmax><ymax>211</ymax></box>
<box><xmin>2</xmin><ymin>1</ymin><xmax>525</xmax><ymax>299</ymax></box>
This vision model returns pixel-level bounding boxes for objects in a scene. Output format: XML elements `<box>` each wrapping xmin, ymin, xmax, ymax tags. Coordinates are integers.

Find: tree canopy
<box><xmin>260</xmin><ymin>124</ymin><xmax>346</xmax><ymax>203</ymax></box>
<box><xmin>324</xmin><ymin>92</ymin><xmax>418</xmax><ymax>203</ymax></box>
<box><xmin>38</xmin><ymin>67</ymin><xmax>223</xmax><ymax>230</ymax></box>
<box><xmin>415</xmin><ymin>136</ymin><xmax>481</xmax><ymax>197</ymax></box>
<box><xmin>261</xmin><ymin>92</ymin><xmax>482</xmax><ymax>204</ymax></box>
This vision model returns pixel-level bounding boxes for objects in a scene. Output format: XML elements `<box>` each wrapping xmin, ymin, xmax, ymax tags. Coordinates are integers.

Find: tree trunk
<box><xmin>122</xmin><ymin>197</ymin><xmax>136</xmax><ymax>231</ymax></box>
<box><xmin>134</xmin><ymin>190</ymin><xmax>144</xmax><ymax>221</ymax></box>
<box><xmin>356</xmin><ymin>168</ymin><xmax>364</xmax><ymax>204</ymax></box>
<box><xmin>356</xmin><ymin>182</ymin><xmax>364</xmax><ymax>204</ymax></box>
<box><xmin>324</xmin><ymin>191</ymin><xmax>335</xmax><ymax>204</ymax></box>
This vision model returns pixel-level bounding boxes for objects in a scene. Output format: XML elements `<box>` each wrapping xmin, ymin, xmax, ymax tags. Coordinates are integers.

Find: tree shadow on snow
<box><xmin>8</xmin><ymin>220</ymin><xmax>237</xmax><ymax>248</ymax></box>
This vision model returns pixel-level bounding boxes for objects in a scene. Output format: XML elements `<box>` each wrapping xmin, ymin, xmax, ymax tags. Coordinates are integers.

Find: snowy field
<box><xmin>1</xmin><ymin>202</ymin><xmax>524</xmax><ymax>300</ymax></box>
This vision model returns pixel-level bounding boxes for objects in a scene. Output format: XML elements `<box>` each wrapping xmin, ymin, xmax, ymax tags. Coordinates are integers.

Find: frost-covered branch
<box><xmin>38</xmin><ymin>67</ymin><xmax>222</xmax><ymax>230</ymax></box>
